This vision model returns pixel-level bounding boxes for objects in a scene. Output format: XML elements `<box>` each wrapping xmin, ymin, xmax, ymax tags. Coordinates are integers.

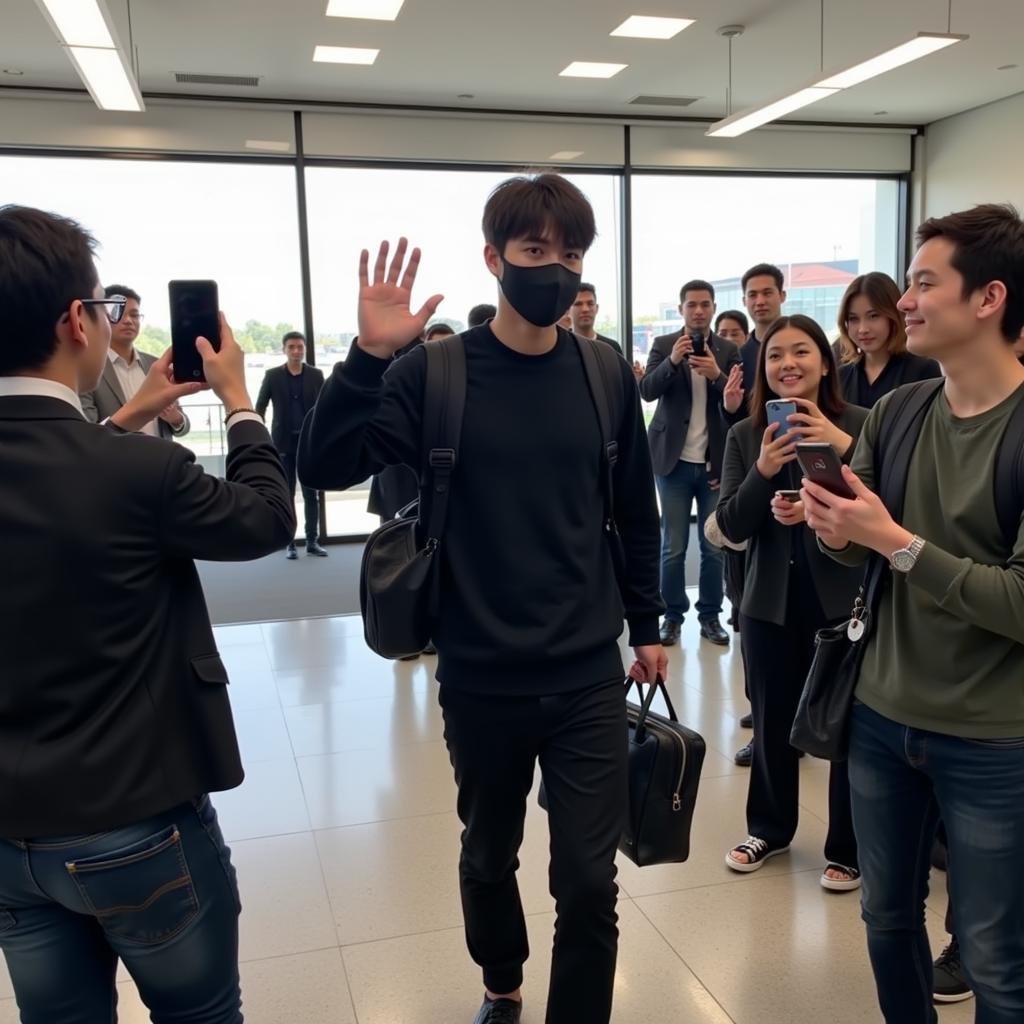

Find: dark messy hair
<box><xmin>680</xmin><ymin>279</ymin><xmax>716</xmax><ymax>303</ymax></box>
<box><xmin>715</xmin><ymin>309</ymin><xmax>749</xmax><ymax>334</ymax></box>
<box><xmin>742</xmin><ymin>262</ymin><xmax>785</xmax><ymax>293</ymax></box>
<box><xmin>482</xmin><ymin>173</ymin><xmax>596</xmax><ymax>255</ymax></box>
<box><xmin>105</xmin><ymin>283</ymin><xmax>140</xmax><ymax>304</ymax></box>
<box><xmin>916</xmin><ymin>203</ymin><xmax>1024</xmax><ymax>342</ymax></box>
<box><xmin>0</xmin><ymin>205</ymin><xmax>99</xmax><ymax>375</ymax></box>
<box><xmin>282</xmin><ymin>330</ymin><xmax>305</xmax><ymax>348</ymax></box>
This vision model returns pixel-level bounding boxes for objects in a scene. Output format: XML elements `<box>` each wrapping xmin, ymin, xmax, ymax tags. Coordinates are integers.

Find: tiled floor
<box><xmin>0</xmin><ymin>609</ymin><xmax>974</xmax><ymax>1023</ymax></box>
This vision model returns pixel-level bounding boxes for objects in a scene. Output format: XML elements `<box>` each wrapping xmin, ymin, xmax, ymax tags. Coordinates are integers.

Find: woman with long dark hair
<box><xmin>718</xmin><ymin>314</ymin><xmax>869</xmax><ymax>888</ymax></box>
<box><xmin>837</xmin><ymin>272</ymin><xmax>941</xmax><ymax>407</ymax></box>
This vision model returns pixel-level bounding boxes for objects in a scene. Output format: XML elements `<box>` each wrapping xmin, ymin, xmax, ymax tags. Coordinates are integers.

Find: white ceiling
<box><xmin>3</xmin><ymin>0</ymin><xmax>1023</xmax><ymax>126</ymax></box>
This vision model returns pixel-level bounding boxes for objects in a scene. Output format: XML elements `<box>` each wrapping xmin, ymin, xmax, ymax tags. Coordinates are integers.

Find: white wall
<box><xmin>920</xmin><ymin>91</ymin><xmax>1024</xmax><ymax>220</ymax></box>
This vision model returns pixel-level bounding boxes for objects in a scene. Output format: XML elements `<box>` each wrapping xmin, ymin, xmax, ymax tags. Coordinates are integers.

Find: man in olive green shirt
<box><xmin>802</xmin><ymin>204</ymin><xmax>1024</xmax><ymax>1024</ymax></box>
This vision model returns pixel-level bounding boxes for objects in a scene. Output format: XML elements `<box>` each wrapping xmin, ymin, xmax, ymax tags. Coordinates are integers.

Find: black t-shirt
<box><xmin>298</xmin><ymin>324</ymin><xmax>664</xmax><ymax>694</ymax></box>
<box><xmin>839</xmin><ymin>352</ymin><xmax>942</xmax><ymax>409</ymax></box>
<box><xmin>287</xmin><ymin>367</ymin><xmax>305</xmax><ymax>434</ymax></box>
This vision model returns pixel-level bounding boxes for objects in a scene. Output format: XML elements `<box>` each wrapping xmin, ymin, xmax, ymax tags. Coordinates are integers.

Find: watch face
<box><xmin>892</xmin><ymin>550</ymin><xmax>915</xmax><ymax>573</ymax></box>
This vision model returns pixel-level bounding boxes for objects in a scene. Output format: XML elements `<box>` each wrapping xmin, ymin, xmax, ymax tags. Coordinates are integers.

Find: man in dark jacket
<box><xmin>641</xmin><ymin>279</ymin><xmax>743</xmax><ymax>647</ymax></box>
<box><xmin>256</xmin><ymin>331</ymin><xmax>327</xmax><ymax>558</ymax></box>
<box><xmin>0</xmin><ymin>204</ymin><xmax>294</xmax><ymax>1022</ymax></box>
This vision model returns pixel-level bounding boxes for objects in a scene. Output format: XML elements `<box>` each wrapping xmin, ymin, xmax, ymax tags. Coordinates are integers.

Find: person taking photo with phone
<box><xmin>0</xmin><ymin>205</ymin><xmax>295</xmax><ymax>1023</ymax></box>
<box><xmin>298</xmin><ymin>174</ymin><xmax>664</xmax><ymax>1024</ymax></box>
<box><xmin>716</xmin><ymin>314</ymin><xmax>868</xmax><ymax>888</ymax></box>
<box><xmin>802</xmin><ymin>204</ymin><xmax>1024</xmax><ymax>1024</ymax></box>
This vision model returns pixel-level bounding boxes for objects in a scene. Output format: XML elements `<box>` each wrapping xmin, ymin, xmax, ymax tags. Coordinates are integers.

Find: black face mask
<box><xmin>498</xmin><ymin>258</ymin><xmax>582</xmax><ymax>328</ymax></box>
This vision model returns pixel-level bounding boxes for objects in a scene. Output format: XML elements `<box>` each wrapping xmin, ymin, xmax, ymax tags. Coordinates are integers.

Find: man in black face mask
<box><xmin>298</xmin><ymin>173</ymin><xmax>665</xmax><ymax>1024</ymax></box>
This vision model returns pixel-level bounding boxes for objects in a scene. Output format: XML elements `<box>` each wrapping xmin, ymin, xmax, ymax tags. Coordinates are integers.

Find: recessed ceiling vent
<box><xmin>629</xmin><ymin>94</ymin><xmax>700</xmax><ymax>107</ymax></box>
<box><xmin>174</xmin><ymin>72</ymin><xmax>261</xmax><ymax>87</ymax></box>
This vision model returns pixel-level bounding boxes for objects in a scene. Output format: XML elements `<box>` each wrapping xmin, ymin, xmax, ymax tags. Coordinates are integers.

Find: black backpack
<box><xmin>359</xmin><ymin>333</ymin><xmax>626</xmax><ymax>659</ymax></box>
<box><xmin>876</xmin><ymin>378</ymin><xmax>1024</xmax><ymax>548</ymax></box>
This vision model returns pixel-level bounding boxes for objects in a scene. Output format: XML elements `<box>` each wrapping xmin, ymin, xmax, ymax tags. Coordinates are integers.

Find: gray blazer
<box><xmin>717</xmin><ymin>403</ymin><xmax>870</xmax><ymax>626</ymax></box>
<box><xmin>639</xmin><ymin>330</ymin><xmax>742</xmax><ymax>479</ymax></box>
<box><xmin>80</xmin><ymin>351</ymin><xmax>191</xmax><ymax>440</ymax></box>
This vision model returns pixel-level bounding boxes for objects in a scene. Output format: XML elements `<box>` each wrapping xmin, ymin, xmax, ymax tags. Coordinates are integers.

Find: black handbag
<box><xmin>789</xmin><ymin>556</ymin><xmax>884</xmax><ymax>761</ymax></box>
<box><xmin>539</xmin><ymin>676</ymin><xmax>706</xmax><ymax>867</ymax></box>
<box><xmin>359</xmin><ymin>337</ymin><xmax>465</xmax><ymax>660</ymax></box>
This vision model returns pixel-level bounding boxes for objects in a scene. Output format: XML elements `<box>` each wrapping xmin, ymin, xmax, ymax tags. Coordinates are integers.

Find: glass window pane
<box><xmin>305</xmin><ymin>167</ymin><xmax>621</xmax><ymax>538</ymax></box>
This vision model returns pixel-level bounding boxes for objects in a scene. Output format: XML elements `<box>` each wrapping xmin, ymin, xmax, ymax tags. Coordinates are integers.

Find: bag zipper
<box><xmin>636</xmin><ymin>715</ymin><xmax>687</xmax><ymax>811</ymax></box>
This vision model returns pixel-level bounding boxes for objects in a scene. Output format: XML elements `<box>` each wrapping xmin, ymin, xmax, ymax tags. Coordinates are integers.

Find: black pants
<box><xmin>724</xmin><ymin>548</ymin><xmax>750</xmax><ymax>700</ymax></box>
<box><xmin>741</xmin><ymin>580</ymin><xmax>858</xmax><ymax>868</ymax></box>
<box><xmin>439</xmin><ymin>679</ymin><xmax>627</xmax><ymax>1024</ymax></box>
<box><xmin>281</xmin><ymin>446</ymin><xmax>319</xmax><ymax>544</ymax></box>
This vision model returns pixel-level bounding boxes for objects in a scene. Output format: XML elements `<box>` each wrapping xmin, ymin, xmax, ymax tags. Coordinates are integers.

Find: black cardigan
<box><xmin>717</xmin><ymin>403</ymin><xmax>870</xmax><ymax>626</ymax></box>
<box><xmin>839</xmin><ymin>352</ymin><xmax>941</xmax><ymax>409</ymax></box>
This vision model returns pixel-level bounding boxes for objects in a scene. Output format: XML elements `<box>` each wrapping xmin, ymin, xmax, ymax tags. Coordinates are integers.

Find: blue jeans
<box><xmin>849</xmin><ymin>702</ymin><xmax>1024</xmax><ymax>1023</ymax></box>
<box><xmin>0</xmin><ymin>796</ymin><xmax>242</xmax><ymax>1024</ymax></box>
<box><xmin>656</xmin><ymin>460</ymin><xmax>723</xmax><ymax>623</ymax></box>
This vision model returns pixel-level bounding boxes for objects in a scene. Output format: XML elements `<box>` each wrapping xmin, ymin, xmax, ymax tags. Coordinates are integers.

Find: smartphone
<box><xmin>795</xmin><ymin>442</ymin><xmax>856</xmax><ymax>499</ymax></box>
<box><xmin>765</xmin><ymin>399</ymin><xmax>799</xmax><ymax>440</ymax></box>
<box><xmin>775</xmin><ymin>490</ymin><xmax>802</xmax><ymax>502</ymax></box>
<box><xmin>169</xmin><ymin>280</ymin><xmax>219</xmax><ymax>383</ymax></box>
<box><xmin>690</xmin><ymin>330</ymin><xmax>707</xmax><ymax>357</ymax></box>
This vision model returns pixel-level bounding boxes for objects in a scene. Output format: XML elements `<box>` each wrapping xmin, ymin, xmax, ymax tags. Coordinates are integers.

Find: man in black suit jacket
<box><xmin>0</xmin><ymin>205</ymin><xmax>294</xmax><ymax>1021</ymax></box>
<box><xmin>640</xmin><ymin>279</ymin><xmax>744</xmax><ymax>648</ymax></box>
<box><xmin>256</xmin><ymin>331</ymin><xmax>327</xmax><ymax>558</ymax></box>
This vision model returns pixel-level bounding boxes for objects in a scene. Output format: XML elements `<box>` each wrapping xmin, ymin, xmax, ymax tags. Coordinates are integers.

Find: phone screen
<box><xmin>795</xmin><ymin>443</ymin><xmax>856</xmax><ymax>499</ymax></box>
<box><xmin>169</xmin><ymin>280</ymin><xmax>219</xmax><ymax>383</ymax></box>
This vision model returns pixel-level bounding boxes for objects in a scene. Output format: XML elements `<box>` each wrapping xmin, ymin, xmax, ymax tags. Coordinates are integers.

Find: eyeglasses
<box><xmin>79</xmin><ymin>297</ymin><xmax>127</xmax><ymax>324</ymax></box>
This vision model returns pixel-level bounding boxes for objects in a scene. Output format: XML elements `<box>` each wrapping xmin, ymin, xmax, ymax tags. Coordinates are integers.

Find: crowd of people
<box><xmin>1</xmin><ymin>172</ymin><xmax>1023</xmax><ymax>1024</ymax></box>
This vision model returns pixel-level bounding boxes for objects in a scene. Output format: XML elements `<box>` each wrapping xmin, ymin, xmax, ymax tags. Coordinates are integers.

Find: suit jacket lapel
<box><xmin>101</xmin><ymin>359</ymin><xmax>127</xmax><ymax>406</ymax></box>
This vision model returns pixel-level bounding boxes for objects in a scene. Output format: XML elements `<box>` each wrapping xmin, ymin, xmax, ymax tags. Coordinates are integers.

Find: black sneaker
<box><xmin>659</xmin><ymin>620</ymin><xmax>681</xmax><ymax>646</ymax></box>
<box><xmin>699</xmin><ymin>617</ymin><xmax>730</xmax><ymax>645</ymax></box>
<box><xmin>306</xmin><ymin>542</ymin><xmax>329</xmax><ymax>557</ymax></box>
<box><xmin>734</xmin><ymin>741</ymin><xmax>753</xmax><ymax>767</ymax></box>
<box><xmin>739</xmin><ymin>713</ymin><xmax>753</xmax><ymax>729</ymax></box>
<box><xmin>934</xmin><ymin>937</ymin><xmax>973</xmax><ymax>1004</ymax></box>
<box><xmin>472</xmin><ymin>996</ymin><xmax>523</xmax><ymax>1023</ymax></box>
<box><xmin>285</xmin><ymin>543</ymin><xmax>298</xmax><ymax>561</ymax></box>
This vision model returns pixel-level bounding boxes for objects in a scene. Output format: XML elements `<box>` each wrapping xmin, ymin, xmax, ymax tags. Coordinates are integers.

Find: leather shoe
<box><xmin>285</xmin><ymin>543</ymin><xmax>298</xmax><ymax>561</ymax></box>
<box><xmin>659</xmin><ymin>620</ymin><xmax>681</xmax><ymax>646</ymax></box>
<box><xmin>734</xmin><ymin>741</ymin><xmax>753</xmax><ymax>767</ymax></box>
<box><xmin>740</xmin><ymin>713</ymin><xmax>753</xmax><ymax>729</ymax></box>
<box><xmin>699</xmin><ymin>617</ymin><xmax>730</xmax><ymax>645</ymax></box>
<box><xmin>472</xmin><ymin>997</ymin><xmax>522</xmax><ymax>1024</ymax></box>
<box><xmin>306</xmin><ymin>542</ymin><xmax>329</xmax><ymax>557</ymax></box>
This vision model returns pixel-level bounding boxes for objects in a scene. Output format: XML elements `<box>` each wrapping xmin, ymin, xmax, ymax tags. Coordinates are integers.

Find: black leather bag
<box><xmin>360</xmin><ymin>338</ymin><xmax>465</xmax><ymax>660</ymax></box>
<box><xmin>538</xmin><ymin>677</ymin><xmax>706</xmax><ymax>867</ymax></box>
<box><xmin>620</xmin><ymin>677</ymin><xmax>706</xmax><ymax>866</ymax></box>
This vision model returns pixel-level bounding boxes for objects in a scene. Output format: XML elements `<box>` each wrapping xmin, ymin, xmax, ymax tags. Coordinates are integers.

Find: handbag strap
<box><xmin>627</xmin><ymin>675</ymin><xmax>678</xmax><ymax>743</ymax></box>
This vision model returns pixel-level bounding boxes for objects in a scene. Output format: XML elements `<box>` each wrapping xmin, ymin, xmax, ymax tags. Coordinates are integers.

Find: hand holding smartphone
<box><xmin>795</xmin><ymin>442</ymin><xmax>856</xmax><ymax>500</ymax></box>
<box><xmin>766</xmin><ymin>399</ymin><xmax>802</xmax><ymax>442</ymax></box>
<box><xmin>169</xmin><ymin>280</ymin><xmax>220</xmax><ymax>383</ymax></box>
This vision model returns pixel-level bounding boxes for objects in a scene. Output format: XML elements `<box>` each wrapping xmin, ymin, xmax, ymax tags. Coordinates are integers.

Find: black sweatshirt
<box><xmin>298</xmin><ymin>324</ymin><xmax>664</xmax><ymax>695</ymax></box>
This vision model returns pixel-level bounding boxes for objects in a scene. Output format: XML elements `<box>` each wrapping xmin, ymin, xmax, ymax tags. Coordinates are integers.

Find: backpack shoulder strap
<box><xmin>422</xmin><ymin>335</ymin><xmax>466</xmax><ymax>543</ymax></box>
<box><xmin>994</xmin><ymin>390</ymin><xmax>1024</xmax><ymax>549</ymax></box>
<box><xmin>575</xmin><ymin>334</ymin><xmax>624</xmax><ymax>457</ymax></box>
<box><xmin>875</xmin><ymin>378</ymin><xmax>944</xmax><ymax>521</ymax></box>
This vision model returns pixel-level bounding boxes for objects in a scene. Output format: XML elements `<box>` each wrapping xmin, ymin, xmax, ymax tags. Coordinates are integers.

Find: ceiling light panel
<box><xmin>611</xmin><ymin>15</ymin><xmax>694</xmax><ymax>40</ymax></box>
<box><xmin>706</xmin><ymin>86</ymin><xmax>838</xmax><ymax>138</ymax></box>
<box><xmin>326</xmin><ymin>0</ymin><xmax>404</xmax><ymax>19</ymax></box>
<box><xmin>549</xmin><ymin>151</ymin><xmax>584</xmax><ymax>160</ymax></box>
<box><xmin>68</xmin><ymin>46</ymin><xmax>143</xmax><ymax>111</ymax></box>
<box><xmin>313</xmin><ymin>45</ymin><xmax>380</xmax><ymax>65</ymax></box>
<box><xmin>36</xmin><ymin>0</ymin><xmax>114</xmax><ymax>47</ymax></box>
<box><xmin>560</xmin><ymin>62</ymin><xmax>627</xmax><ymax>79</ymax></box>
<box><xmin>817</xmin><ymin>32</ymin><xmax>966</xmax><ymax>89</ymax></box>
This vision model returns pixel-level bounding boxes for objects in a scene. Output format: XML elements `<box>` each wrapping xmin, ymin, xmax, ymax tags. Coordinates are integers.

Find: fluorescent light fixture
<box><xmin>707</xmin><ymin>30</ymin><xmax>968</xmax><ymax>138</ymax></box>
<box><xmin>560</xmin><ymin>61</ymin><xmax>627</xmax><ymax>79</ymax></box>
<box><xmin>35</xmin><ymin>0</ymin><xmax>114</xmax><ymax>47</ymax></box>
<box><xmin>817</xmin><ymin>32</ymin><xmax>966</xmax><ymax>88</ymax></box>
<box><xmin>706</xmin><ymin>87</ymin><xmax>837</xmax><ymax>137</ymax></box>
<box><xmin>313</xmin><ymin>44</ymin><xmax>380</xmax><ymax>65</ymax></box>
<box><xmin>245</xmin><ymin>139</ymin><xmax>292</xmax><ymax>152</ymax></box>
<box><xmin>68</xmin><ymin>46</ymin><xmax>144</xmax><ymax>111</ymax></box>
<box><xmin>326</xmin><ymin>0</ymin><xmax>404</xmax><ymax>19</ymax></box>
<box><xmin>611</xmin><ymin>15</ymin><xmax>694</xmax><ymax>40</ymax></box>
<box><xmin>549</xmin><ymin>150</ymin><xmax>584</xmax><ymax>160</ymax></box>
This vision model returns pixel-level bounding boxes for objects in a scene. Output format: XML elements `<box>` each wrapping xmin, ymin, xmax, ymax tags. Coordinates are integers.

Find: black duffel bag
<box><xmin>540</xmin><ymin>676</ymin><xmax>706</xmax><ymax>867</ymax></box>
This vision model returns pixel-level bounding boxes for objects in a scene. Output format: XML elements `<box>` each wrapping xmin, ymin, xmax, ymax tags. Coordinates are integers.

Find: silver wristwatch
<box><xmin>890</xmin><ymin>535</ymin><xmax>926</xmax><ymax>573</ymax></box>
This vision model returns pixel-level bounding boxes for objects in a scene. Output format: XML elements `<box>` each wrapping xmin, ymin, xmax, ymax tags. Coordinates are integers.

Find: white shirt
<box><xmin>0</xmin><ymin>377</ymin><xmax>84</xmax><ymax>415</ymax></box>
<box><xmin>680</xmin><ymin>363</ymin><xmax>709</xmax><ymax>464</ymax></box>
<box><xmin>108</xmin><ymin>348</ymin><xmax>160</xmax><ymax>438</ymax></box>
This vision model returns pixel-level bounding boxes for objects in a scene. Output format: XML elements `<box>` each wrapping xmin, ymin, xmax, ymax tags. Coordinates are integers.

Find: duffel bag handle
<box><xmin>625</xmin><ymin>674</ymin><xmax>678</xmax><ymax>742</ymax></box>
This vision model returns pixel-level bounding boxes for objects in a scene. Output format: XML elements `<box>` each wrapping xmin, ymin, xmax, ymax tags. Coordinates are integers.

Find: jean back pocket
<box><xmin>66</xmin><ymin>824</ymin><xmax>199</xmax><ymax>945</ymax></box>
